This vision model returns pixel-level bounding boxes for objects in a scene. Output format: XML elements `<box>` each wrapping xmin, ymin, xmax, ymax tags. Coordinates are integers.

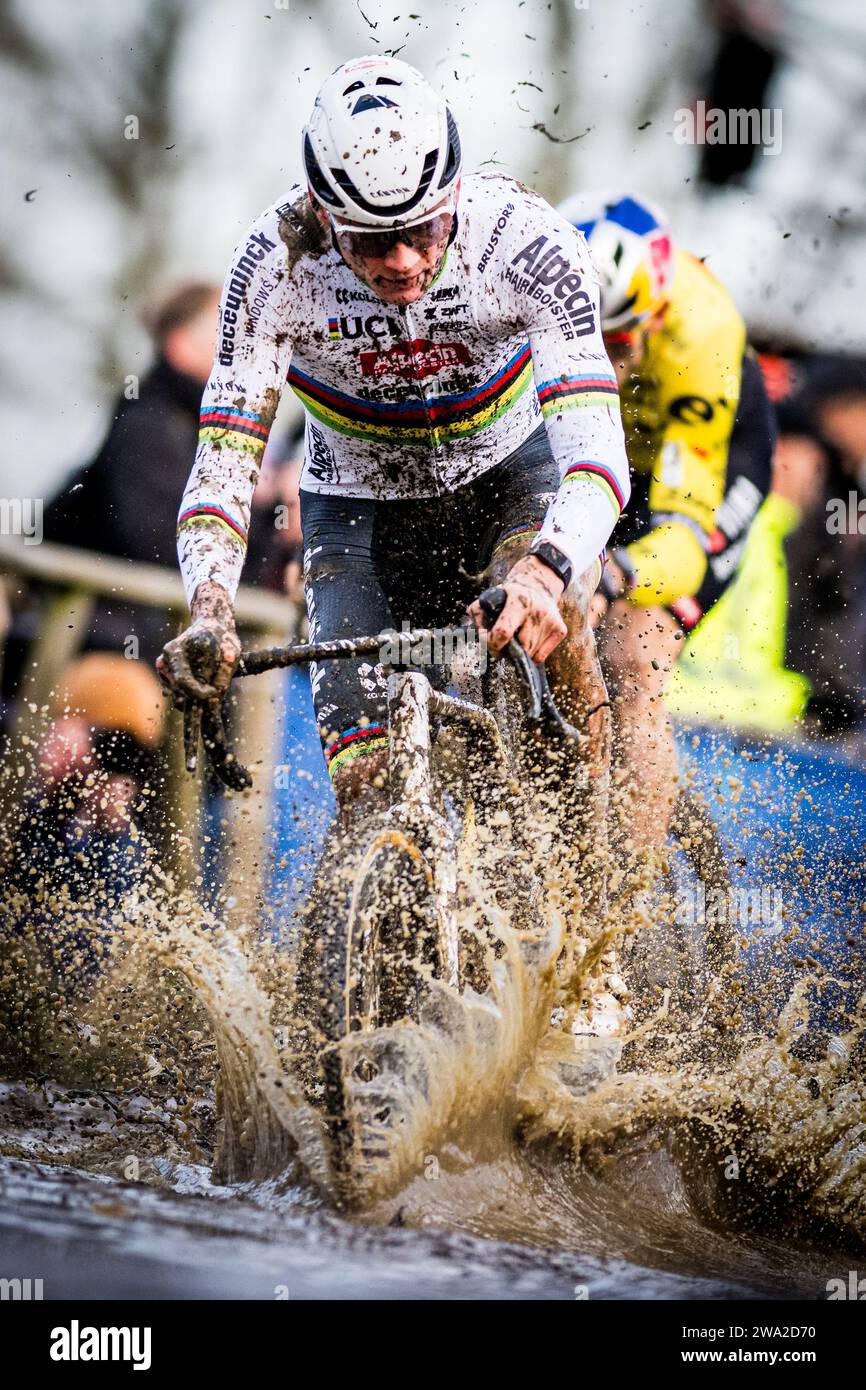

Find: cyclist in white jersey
<box><xmin>159</xmin><ymin>55</ymin><xmax>630</xmax><ymax>831</ymax></box>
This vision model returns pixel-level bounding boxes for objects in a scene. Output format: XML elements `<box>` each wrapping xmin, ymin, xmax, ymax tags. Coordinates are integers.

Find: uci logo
<box><xmin>327</xmin><ymin>313</ymin><xmax>403</xmax><ymax>342</ymax></box>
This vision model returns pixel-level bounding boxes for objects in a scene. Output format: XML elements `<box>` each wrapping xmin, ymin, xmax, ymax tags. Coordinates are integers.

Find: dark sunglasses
<box><xmin>332</xmin><ymin>209</ymin><xmax>454</xmax><ymax>260</ymax></box>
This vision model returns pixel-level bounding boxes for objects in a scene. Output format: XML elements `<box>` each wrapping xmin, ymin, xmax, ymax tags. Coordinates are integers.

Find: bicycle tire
<box><xmin>292</xmin><ymin>812</ymin><xmax>444</xmax><ymax>1198</ymax></box>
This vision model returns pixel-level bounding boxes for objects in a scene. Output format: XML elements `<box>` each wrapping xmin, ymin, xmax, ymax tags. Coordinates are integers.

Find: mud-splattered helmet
<box><xmin>303</xmin><ymin>55</ymin><xmax>461</xmax><ymax>230</ymax></box>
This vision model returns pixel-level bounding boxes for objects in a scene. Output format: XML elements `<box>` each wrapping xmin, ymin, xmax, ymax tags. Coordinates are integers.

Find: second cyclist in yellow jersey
<box><xmin>558</xmin><ymin>192</ymin><xmax>776</xmax><ymax>849</ymax></box>
<box><xmin>617</xmin><ymin>247</ymin><xmax>748</xmax><ymax>608</ymax></box>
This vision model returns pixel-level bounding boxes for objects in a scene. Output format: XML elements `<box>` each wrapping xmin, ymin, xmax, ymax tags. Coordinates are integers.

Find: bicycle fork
<box><xmin>386</xmin><ymin>670</ymin><xmax>515</xmax><ymax>991</ymax></box>
<box><xmin>386</xmin><ymin>672</ymin><xmax>461</xmax><ymax>987</ymax></box>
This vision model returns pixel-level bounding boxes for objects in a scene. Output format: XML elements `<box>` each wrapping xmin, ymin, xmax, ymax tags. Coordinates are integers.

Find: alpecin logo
<box><xmin>359</xmin><ymin>339</ymin><xmax>471</xmax><ymax>380</ymax></box>
<box><xmin>507</xmin><ymin>236</ymin><xmax>596</xmax><ymax>340</ymax></box>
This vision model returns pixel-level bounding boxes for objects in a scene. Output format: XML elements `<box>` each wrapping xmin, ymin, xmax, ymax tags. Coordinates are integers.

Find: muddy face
<box><xmin>309</xmin><ymin>198</ymin><xmax>450</xmax><ymax>306</ymax></box>
<box><xmin>336</xmin><ymin>234</ymin><xmax>451</xmax><ymax>306</ymax></box>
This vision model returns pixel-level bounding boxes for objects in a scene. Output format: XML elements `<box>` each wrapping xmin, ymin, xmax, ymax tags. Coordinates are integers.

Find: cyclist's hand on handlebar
<box><xmin>156</xmin><ymin>583</ymin><xmax>241</xmax><ymax>703</ymax></box>
<box><xmin>469</xmin><ymin>554</ymin><xmax>567</xmax><ymax>662</ymax></box>
<box><xmin>157</xmin><ymin>619</ymin><xmax>241</xmax><ymax>702</ymax></box>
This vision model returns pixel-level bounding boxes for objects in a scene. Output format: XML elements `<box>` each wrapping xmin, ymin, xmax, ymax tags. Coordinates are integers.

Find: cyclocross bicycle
<box><xmin>181</xmin><ymin>589</ymin><xmax>585</xmax><ymax>1190</ymax></box>
<box><xmin>181</xmin><ymin>592</ymin><xmax>737</xmax><ymax>1191</ymax></box>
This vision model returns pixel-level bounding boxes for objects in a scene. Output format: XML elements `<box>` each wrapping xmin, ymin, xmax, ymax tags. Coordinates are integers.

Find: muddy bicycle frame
<box><xmin>183</xmin><ymin>588</ymin><xmax>583</xmax><ymax>795</ymax></box>
<box><xmin>182</xmin><ymin>596</ymin><xmax>583</xmax><ymax>987</ymax></box>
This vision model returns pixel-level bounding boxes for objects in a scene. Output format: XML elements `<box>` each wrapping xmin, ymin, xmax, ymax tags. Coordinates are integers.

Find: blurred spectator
<box><xmin>698</xmin><ymin>2</ymin><xmax>780</xmax><ymax>187</ymax></box>
<box><xmin>2</xmin><ymin>285</ymin><xmax>300</xmax><ymax>736</ymax></box>
<box><xmin>1</xmin><ymin>296</ymin><xmax>307</xmax><ymax>936</ymax></box>
<box><xmin>769</xmin><ymin>354</ymin><xmax>866</xmax><ymax>732</ymax></box>
<box><xmin>41</xmin><ymin>282</ymin><xmax>222</xmax><ymax>665</ymax></box>
<box><xmin>38</xmin><ymin>281</ymin><xmax>299</xmax><ymax>664</ymax></box>
<box><xmin>7</xmin><ymin>654</ymin><xmax>166</xmax><ymax>980</ymax></box>
<box><xmin>810</xmin><ymin>359</ymin><xmax>866</xmax><ymax>482</ymax></box>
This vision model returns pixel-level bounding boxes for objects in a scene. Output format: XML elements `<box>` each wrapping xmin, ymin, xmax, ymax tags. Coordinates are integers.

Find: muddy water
<box><xmin>0</xmin><ymin>747</ymin><xmax>863</xmax><ymax>1300</ymax></box>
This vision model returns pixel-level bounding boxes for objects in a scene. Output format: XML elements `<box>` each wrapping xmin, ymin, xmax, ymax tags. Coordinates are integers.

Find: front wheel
<box><xmin>344</xmin><ymin>825</ymin><xmax>446</xmax><ymax>1036</ymax></box>
<box><xmin>292</xmin><ymin>813</ymin><xmax>448</xmax><ymax>1195</ymax></box>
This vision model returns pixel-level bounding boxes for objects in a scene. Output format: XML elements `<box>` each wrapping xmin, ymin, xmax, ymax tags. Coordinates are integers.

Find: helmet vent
<box><xmin>351</xmin><ymin>93</ymin><xmax>398</xmax><ymax>114</ymax></box>
<box><xmin>438</xmin><ymin>107</ymin><xmax>461</xmax><ymax>188</ymax></box>
<box><xmin>330</xmin><ymin>148</ymin><xmax>438</xmax><ymax>217</ymax></box>
<box><xmin>303</xmin><ymin>133</ymin><xmax>345</xmax><ymax>209</ymax></box>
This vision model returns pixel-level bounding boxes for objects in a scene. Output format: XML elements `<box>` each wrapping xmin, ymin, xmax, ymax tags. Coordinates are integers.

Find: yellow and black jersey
<box><xmin>618</xmin><ymin>248</ymin><xmax>749</xmax><ymax>606</ymax></box>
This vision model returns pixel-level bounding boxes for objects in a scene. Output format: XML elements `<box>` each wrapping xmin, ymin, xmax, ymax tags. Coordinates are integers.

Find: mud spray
<box><xmin>0</xmin><ymin>716</ymin><xmax>863</xmax><ymax>1297</ymax></box>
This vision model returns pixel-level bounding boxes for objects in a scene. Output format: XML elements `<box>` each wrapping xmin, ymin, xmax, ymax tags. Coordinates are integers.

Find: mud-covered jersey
<box><xmin>177</xmin><ymin>173</ymin><xmax>630</xmax><ymax>602</ymax></box>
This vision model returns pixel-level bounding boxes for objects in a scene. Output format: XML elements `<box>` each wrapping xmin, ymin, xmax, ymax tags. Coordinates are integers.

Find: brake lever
<box><xmin>477</xmin><ymin>586</ymin><xmax>584</xmax><ymax>742</ymax></box>
<box><xmin>503</xmin><ymin>637</ymin><xmax>544</xmax><ymax>721</ymax></box>
<box><xmin>181</xmin><ymin>632</ymin><xmax>253</xmax><ymax>790</ymax></box>
<box><xmin>534</xmin><ymin>661</ymin><xmax>585</xmax><ymax>743</ymax></box>
<box><xmin>478</xmin><ymin>587</ymin><xmax>543</xmax><ymax>722</ymax></box>
<box><xmin>181</xmin><ymin>631</ymin><xmax>218</xmax><ymax>774</ymax></box>
<box><xmin>201</xmin><ymin>702</ymin><xmax>252</xmax><ymax>792</ymax></box>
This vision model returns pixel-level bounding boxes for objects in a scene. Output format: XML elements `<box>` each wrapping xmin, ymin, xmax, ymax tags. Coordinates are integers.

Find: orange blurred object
<box><xmin>52</xmin><ymin>653</ymin><xmax>166</xmax><ymax>747</ymax></box>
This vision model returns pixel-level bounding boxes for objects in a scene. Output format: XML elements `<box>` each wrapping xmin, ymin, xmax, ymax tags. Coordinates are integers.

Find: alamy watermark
<box><xmin>0</xmin><ymin>496</ymin><xmax>43</xmax><ymax>545</ymax></box>
<box><xmin>674</xmin><ymin>882</ymin><xmax>783</xmax><ymax>936</ymax></box>
<box><xmin>379</xmin><ymin>621</ymin><xmax>488</xmax><ymax>676</ymax></box>
<box><xmin>50</xmin><ymin>1322</ymin><xmax>152</xmax><ymax>1369</ymax></box>
<box><xmin>1</xmin><ymin>1276</ymin><xmax>44</xmax><ymax>1299</ymax></box>
<box><xmin>674</xmin><ymin>101</ymin><xmax>782</xmax><ymax>156</ymax></box>
<box><xmin>826</xmin><ymin>1271</ymin><xmax>866</xmax><ymax>1300</ymax></box>
<box><xmin>826</xmin><ymin>491</ymin><xmax>866</xmax><ymax>534</ymax></box>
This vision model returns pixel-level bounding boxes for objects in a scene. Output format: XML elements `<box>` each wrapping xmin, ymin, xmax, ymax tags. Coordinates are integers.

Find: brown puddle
<box><xmin>0</xmin><ymin>736</ymin><xmax>864</xmax><ymax>1299</ymax></box>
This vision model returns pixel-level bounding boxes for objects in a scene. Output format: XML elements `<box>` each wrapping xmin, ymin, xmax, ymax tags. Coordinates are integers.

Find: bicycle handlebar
<box><xmin>182</xmin><ymin>598</ymin><xmax>584</xmax><ymax>788</ymax></box>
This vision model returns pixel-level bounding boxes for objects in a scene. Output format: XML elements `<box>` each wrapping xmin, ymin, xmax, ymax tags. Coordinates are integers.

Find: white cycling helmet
<box><xmin>303</xmin><ymin>55</ymin><xmax>461</xmax><ymax>229</ymax></box>
<box><xmin>558</xmin><ymin>191</ymin><xmax>674</xmax><ymax>333</ymax></box>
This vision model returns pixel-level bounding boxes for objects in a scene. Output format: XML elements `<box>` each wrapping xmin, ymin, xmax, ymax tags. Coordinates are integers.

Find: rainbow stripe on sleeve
<box><xmin>561</xmin><ymin>460</ymin><xmax>626</xmax><ymax>519</ymax></box>
<box><xmin>176</xmin><ymin>504</ymin><xmax>248</xmax><ymax>548</ymax></box>
<box><xmin>197</xmin><ymin>406</ymin><xmax>271</xmax><ymax>460</ymax></box>
<box><xmin>536</xmin><ymin>371</ymin><xmax>619</xmax><ymax>418</ymax></box>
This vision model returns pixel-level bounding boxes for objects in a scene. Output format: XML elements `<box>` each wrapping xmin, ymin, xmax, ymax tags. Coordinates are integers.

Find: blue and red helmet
<box><xmin>559</xmin><ymin>192</ymin><xmax>674</xmax><ymax>333</ymax></box>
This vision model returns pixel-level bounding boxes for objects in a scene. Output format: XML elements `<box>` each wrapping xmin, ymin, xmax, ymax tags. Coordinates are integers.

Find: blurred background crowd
<box><xmin>1</xmin><ymin>0</ymin><xmax>865</xmax><ymax>916</ymax></box>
